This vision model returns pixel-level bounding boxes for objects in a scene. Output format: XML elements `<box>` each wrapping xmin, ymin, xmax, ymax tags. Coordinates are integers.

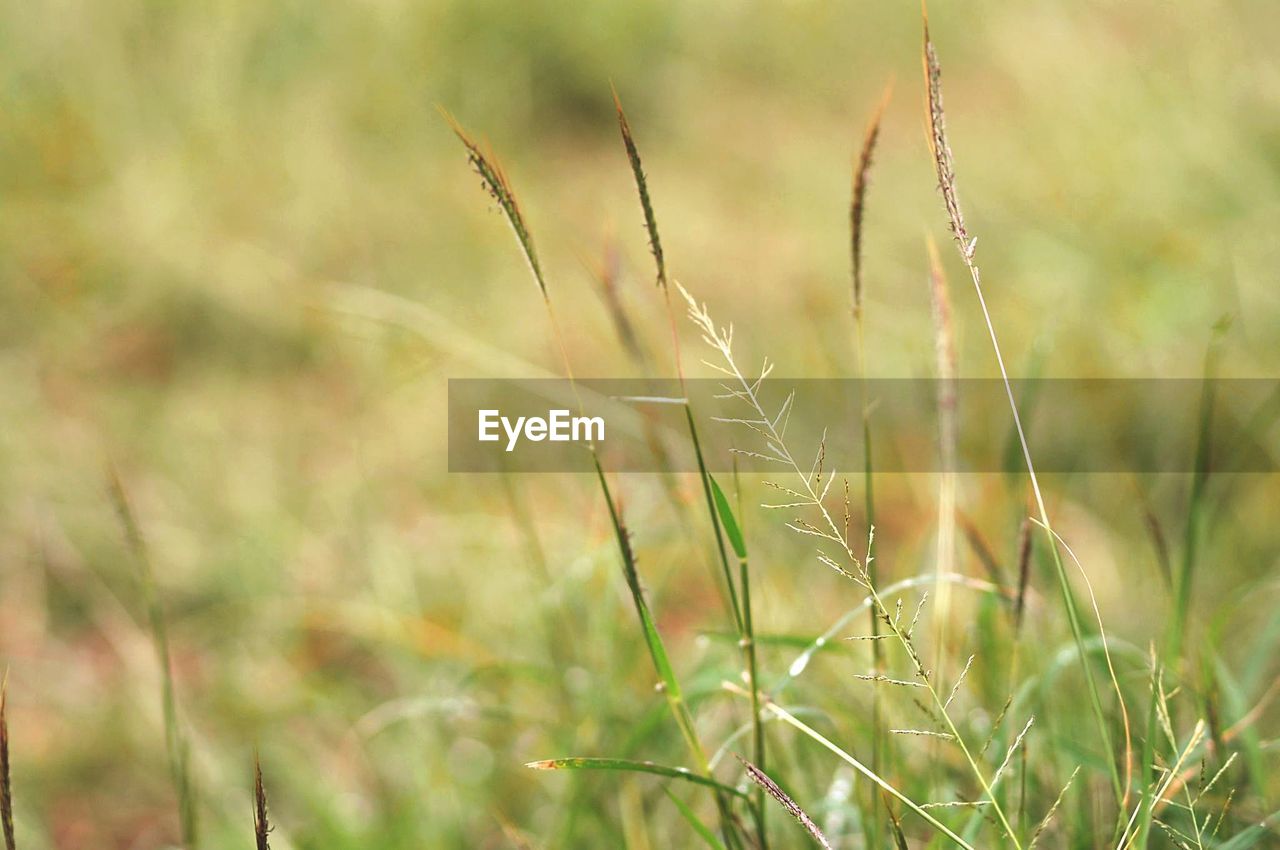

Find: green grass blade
<box><xmin>709</xmin><ymin>474</ymin><xmax>768</xmax><ymax>846</ymax></box>
<box><xmin>709</xmin><ymin>476</ymin><xmax>746</xmax><ymax>560</ymax></box>
<box><xmin>664</xmin><ymin>787</ymin><xmax>730</xmax><ymax>850</ymax></box>
<box><xmin>108</xmin><ymin>469</ymin><xmax>199</xmax><ymax>849</ymax></box>
<box><xmin>593</xmin><ymin>458</ymin><xmax>705</xmax><ymax>767</ymax></box>
<box><xmin>527</xmin><ymin>758</ymin><xmax>747</xmax><ymax>800</ymax></box>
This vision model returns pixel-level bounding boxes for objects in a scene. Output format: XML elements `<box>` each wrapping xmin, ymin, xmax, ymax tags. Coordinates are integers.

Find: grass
<box><xmin>2</xmin><ymin>1</ymin><xmax>1279</xmax><ymax>847</ymax></box>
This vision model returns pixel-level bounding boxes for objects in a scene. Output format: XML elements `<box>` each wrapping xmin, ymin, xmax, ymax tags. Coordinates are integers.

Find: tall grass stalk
<box><xmin>108</xmin><ymin>469</ymin><xmax>198</xmax><ymax>848</ymax></box>
<box><xmin>921</xmin><ymin>12</ymin><xmax>1127</xmax><ymax>810</ymax></box>
<box><xmin>1135</xmin><ymin>326</ymin><xmax>1226</xmax><ymax>847</ymax></box>
<box><xmin>613</xmin><ymin>90</ymin><xmax>769</xmax><ymax>847</ymax></box>
<box><xmin>849</xmin><ymin>85</ymin><xmax>890</xmax><ymax>848</ymax></box>
<box><xmin>446</xmin><ymin>112</ymin><xmax>745</xmax><ymax>848</ymax></box>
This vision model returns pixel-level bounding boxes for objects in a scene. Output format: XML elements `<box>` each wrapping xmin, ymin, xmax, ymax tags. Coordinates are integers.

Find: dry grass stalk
<box><xmin>922</xmin><ymin>8</ymin><xmax>1127</xmax><ymax>809</ymax></box>
<box><xmin>1014</xmin><ymin>517</ymin><xmax>1032</xmax><ymax>630</ymax></box>
<box><xmin>922</xmin><ymin>21</ymin><xmax>970</xmax><ymax>259</ymax></box>
<box><xmin>737</xmin><ymin>757</ymin><xmax>832</xmax><ymax>850</ymax></box>
<box><xmin>253</xmin><ymin>756</ymin><xmax>271</xmax><ymax>850</ymax></box>
<box><xmin>851</xmin><ymin>83</ymin><xmax>892</xmax><ymax>317</ymax></box>
<box><xmin>1</xmin><ymin>676</ymin><xmax>14</xmax><ymax>850</ymax></box>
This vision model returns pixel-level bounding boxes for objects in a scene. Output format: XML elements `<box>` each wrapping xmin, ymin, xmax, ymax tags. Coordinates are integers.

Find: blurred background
<box><xmin>2</xmin><ymin>0</ymin><xmax>1279</xmax><ymax>847</ymax></box>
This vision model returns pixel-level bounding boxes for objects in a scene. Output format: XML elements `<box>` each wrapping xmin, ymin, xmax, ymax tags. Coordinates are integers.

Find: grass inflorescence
<box><xmin>433</xmin><ymin>8</ymin><xmax>1269</xmax><ymax>842</ymax></box>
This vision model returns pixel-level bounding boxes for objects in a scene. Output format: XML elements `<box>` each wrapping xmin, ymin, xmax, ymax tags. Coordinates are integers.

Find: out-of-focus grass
<box><xmin>1</xmin><ymin>1</ymin><xmax>1279</xmax><ymax>847</ymax></box>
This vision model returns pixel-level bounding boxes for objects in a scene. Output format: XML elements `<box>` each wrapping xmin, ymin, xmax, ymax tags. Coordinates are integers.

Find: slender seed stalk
<box><xmin>108</xmin><ymin>469</ymin><xmax>199</xmax><ymax>849</ymax></box>
<box><xmin>921</xmin><ymin>13</ymin><xmax>1126</xmax><ymax>809</ymax></box>
<box><xmin>447</xmin><ymin>112</ymin><xmax>745</xmax><ymax>848</ymax></box>
<box><xmin>850</xmin><ymin>85</ymin><xmax>890</xmax><ymax>848</ymax></box>
<box><xmin>614</xmin><ymin>89</ymin><xmax>769</xmax><ymax>847</ymax></box>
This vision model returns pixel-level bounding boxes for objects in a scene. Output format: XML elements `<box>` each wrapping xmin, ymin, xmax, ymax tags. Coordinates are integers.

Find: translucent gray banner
<box><xmin>448</xmin><ymin>379</ymin><xmax>1280</xmax><ymax>473</ymax></box>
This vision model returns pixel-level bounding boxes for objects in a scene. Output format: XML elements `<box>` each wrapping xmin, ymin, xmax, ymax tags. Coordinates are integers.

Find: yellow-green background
<box><xmin>2</xmin><ymin>1</ymin><xmax>1278</xmax><ymax>847</ymax></box>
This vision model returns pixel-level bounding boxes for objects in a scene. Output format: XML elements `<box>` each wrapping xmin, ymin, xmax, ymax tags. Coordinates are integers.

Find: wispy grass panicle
<box><xmin>1</xmin><ymin>675</ymin><xmax>14</xmax><ymax>850</ymax></box>
<box><xmin>851</xmin><ymin>83</ymin><xmax>891</xmax><ymax>317</ymax></box>
<box><xmin>441</xmin><ymin>108</ymin><xmax>549</xmax><ymax>300</ymax></box>
<box><xmin>684</xmin><ymin>283</ymin><xmax>1020</xmax><ymax>847</ymax></box>
<box><xmin>253</xmin><ymin>756</ymin><xmax>271</xmax><ymax>850</ymax></box>
<box><xmin>922</xmin><ymin>18</ymin><xmax>970</xmax><ymax>257</ymax></box>
<box><xmin>921</xmin><ymin>10</ymin><xmax>1125</xmax><ymax>811</ymax></box>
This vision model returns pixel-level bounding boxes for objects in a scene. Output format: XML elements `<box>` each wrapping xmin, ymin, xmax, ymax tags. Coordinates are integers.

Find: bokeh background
<box><xmin>2</xmin><ymin>1</ymin><xmax>1279</xmax><ymax>847</ymax></box>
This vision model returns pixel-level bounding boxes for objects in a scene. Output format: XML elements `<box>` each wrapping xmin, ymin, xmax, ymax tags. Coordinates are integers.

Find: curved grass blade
<box><xmin>526</xmin><ymin>758</ymin><xmax>747</xmax><ymax>799</ymax></box>
<box><xmin>664</xmin><ymin>787</ymin><xmax>730</xmax><ymax>850</ymax></box>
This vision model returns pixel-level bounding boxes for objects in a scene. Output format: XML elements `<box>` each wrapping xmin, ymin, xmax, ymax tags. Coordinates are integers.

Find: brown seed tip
<box><xmin>2</xmin><ymin>673</ymin><xmax>16</xmax><ymax>850</ymax></box>
<box><xmin>737</xmin><ymin>755</ymin><xmax>834</xmax><ymax>849</ymax></box>
<box><xmin>253</xmin><ymin>754</ymin><xmax>271</xmax><ymax>850</ymax></box>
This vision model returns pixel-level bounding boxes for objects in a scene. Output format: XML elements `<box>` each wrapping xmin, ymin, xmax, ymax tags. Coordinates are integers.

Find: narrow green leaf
<box><xmin>526</xmin><ymin>758</ymin><xmax>747</xmax><ymax>799</ymax></box>
<box><xmin>709</xmin><ymin>475</ymin><xmax>747</xmax><ymax>560</ymax></box>
<box><xmin>664</xmin><ymin>787</ymin><xmax>729</xmax><ymax>850</ymax></box>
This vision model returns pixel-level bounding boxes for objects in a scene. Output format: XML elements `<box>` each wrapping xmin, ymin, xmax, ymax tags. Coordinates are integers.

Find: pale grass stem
<box><xmin>926</xmin><ymin>233</ymin><xmax>958</xmax><ymax>686</ymax></box>
<box><xmin>614</xmin><ymin>89</ymin><xmax>770</xmax><ymax>847</ymax></box>
<box><xmin>922</xmin><ymin>9</ymin><xmax>1126</xmax><ymax>809</ymax></box>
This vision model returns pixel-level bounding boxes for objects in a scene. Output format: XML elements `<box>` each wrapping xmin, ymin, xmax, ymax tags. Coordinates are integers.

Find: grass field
<box><xmin>2</xmin><ymin>1</ymin><xmax>1280</xmax><ymax>847</ymax></box>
